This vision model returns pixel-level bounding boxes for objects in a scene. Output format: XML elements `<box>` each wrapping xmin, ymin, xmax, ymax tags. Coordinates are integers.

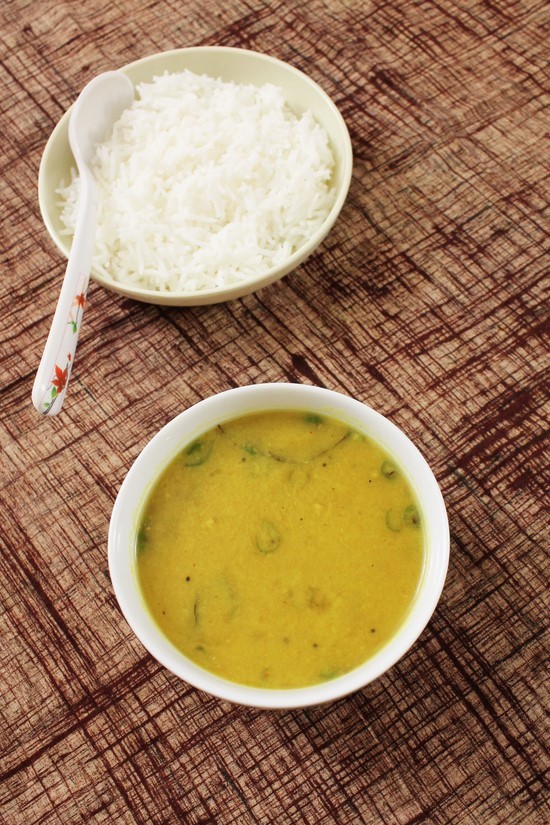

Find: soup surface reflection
<box><xmin>136</xmin><ymin>411</ymin><xmax>425</xmax><ymax>688</ymax></box>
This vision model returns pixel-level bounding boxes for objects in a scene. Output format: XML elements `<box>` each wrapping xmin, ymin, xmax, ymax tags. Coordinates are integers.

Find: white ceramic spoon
<box><xmin>32</xmin><ymin>71</ymin><xmax>134</xmax><ymax>416</ymax></box>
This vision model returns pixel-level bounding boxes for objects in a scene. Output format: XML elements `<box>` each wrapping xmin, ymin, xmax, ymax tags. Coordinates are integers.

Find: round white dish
<box><xmin>108</xmin><ymin>383</ymin><xmax>449</xmax><ymax>709</ymax></box>
<box><xmin>39</xmin><ymin>47</ymin><xmax>353</xmax><ymax>306</ymax></box>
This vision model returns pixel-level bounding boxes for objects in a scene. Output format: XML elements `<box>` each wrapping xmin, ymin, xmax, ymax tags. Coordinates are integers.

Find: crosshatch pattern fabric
<box><xmin>0</xmin><ymin>0</ymin><xmax>547</xmax><ymax>823</ymax></box>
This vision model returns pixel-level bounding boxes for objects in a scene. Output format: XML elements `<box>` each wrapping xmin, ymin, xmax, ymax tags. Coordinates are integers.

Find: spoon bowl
<box><xmin>32</xmin><ymin>71</ymin><xmax>134</xmax><ymax>415</ymax></box>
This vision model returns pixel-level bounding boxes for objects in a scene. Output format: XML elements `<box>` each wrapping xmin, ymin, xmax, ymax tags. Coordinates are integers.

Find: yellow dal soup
<box><xmin>136</xmin><ymin>410</ymin><xmax>425</xmax><ymax>688</ymax></box>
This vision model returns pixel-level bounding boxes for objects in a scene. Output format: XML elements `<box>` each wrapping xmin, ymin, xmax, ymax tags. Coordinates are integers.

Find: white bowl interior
<box><xmin>39</xmin><ymin>47</ymin><xmax>353</xmax><ymax>306</ymax></box>
<box><xmin>108</xmin><ymin>384</ymin><xmax>449</xmax><ymax>709</ymax></box>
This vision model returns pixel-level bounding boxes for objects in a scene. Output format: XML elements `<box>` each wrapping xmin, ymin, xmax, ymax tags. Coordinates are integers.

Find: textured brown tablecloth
<box><xmin>1</xmin><ymin>1</ymin><xmax>548</xmax><ymax>823</ymax></box>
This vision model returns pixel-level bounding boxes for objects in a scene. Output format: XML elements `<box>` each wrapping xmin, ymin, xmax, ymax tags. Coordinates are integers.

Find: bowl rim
<box><xmin>39</xmin><ymin>46</ymin><xmax>353</xmax><ymax>306</ymax></box>
<box><xmin>108</xmin><ymin>383</ymin><xmax>449</xmax><ymax>709</ymax></box>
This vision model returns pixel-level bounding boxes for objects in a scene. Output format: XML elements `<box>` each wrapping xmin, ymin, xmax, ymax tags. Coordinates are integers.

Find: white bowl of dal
<box><xmin>39</xmin><ymin>47</ymin><xmax>353</xmax><ymax>306</ymax></box>
<box><xmin>108</xmin><ymin>383</ymin><xmax>449</xmax><ymax>709</ymax></box>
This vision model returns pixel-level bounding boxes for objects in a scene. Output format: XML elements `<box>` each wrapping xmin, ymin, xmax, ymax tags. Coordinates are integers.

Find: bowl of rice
<box><xmin>39</xmin><ymin>47</ymin><xmax>353</xmax><ymax>306</ymax></box>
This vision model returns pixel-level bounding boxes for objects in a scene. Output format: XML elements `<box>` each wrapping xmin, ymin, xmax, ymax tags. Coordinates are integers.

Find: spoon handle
<box><xmin>32</xmin><ymin>175</ymin><xmax>97</xmax><ymax>416</ymax></box>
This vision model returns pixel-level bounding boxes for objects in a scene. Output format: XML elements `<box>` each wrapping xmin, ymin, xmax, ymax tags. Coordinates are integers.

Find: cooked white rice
<box><xmin>57</xmin><ymin>70</ymin><xmax>336</xmax><ymax>293</ymax></box>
